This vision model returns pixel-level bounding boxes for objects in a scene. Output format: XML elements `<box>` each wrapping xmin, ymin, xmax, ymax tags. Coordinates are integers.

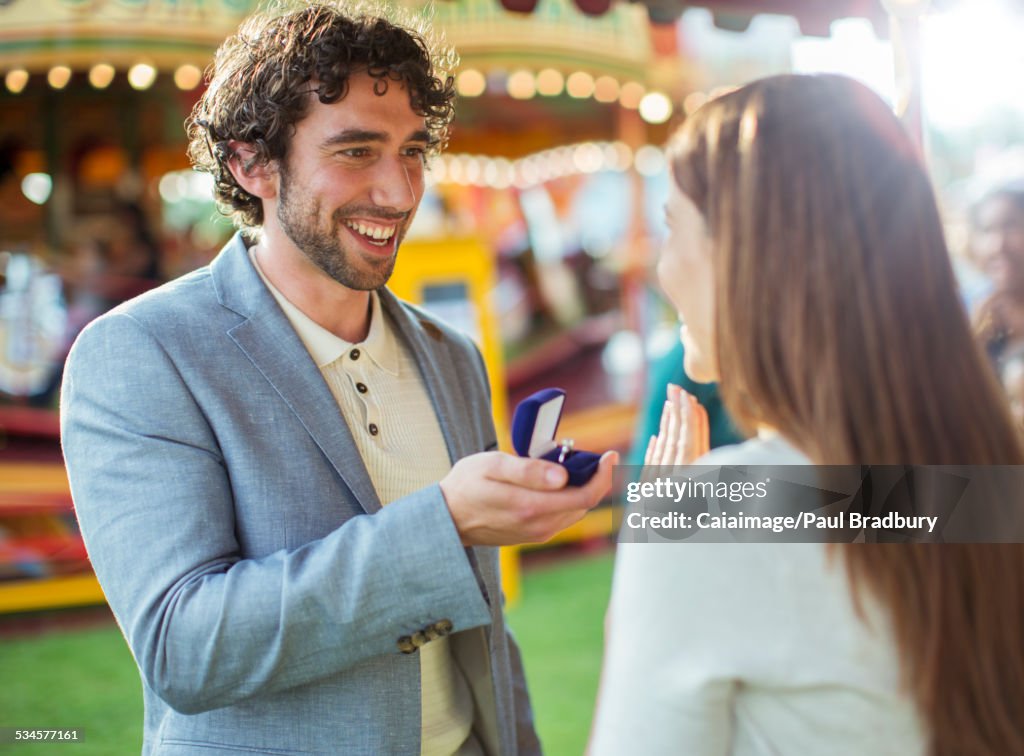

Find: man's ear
<box><xmin>224</xmin><ymin>141</ymin><xmax>278</xmax><ymax>200</ymax></box>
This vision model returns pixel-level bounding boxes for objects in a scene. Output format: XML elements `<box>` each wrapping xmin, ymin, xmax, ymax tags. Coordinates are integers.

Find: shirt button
<box><xmin>368</xmin><ymin>423</ymin><xmax>379</xmax><ymax>436</ymax></box>
<box><xmin>350</xmin><ymin>348</ymin><xmax>361</xmax><ymax>360</ymax></box>
<box><xmin>356</xmin><ymin>382</ymin><xmax>368</xmax><ymax>394</ymax></box>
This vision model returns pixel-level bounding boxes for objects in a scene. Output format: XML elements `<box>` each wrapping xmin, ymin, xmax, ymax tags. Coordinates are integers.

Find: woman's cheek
<box><xmin>656</xmin><ymin>248</ymin><xmax>686</xmax><ymax>312</ymax></box>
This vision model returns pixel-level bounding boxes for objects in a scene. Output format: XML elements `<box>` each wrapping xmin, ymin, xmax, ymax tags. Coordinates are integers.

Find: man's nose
<box><xmin>369</xmin><ymin>157</ymin><xmax>419</xmax><ymax>212</ymax></box>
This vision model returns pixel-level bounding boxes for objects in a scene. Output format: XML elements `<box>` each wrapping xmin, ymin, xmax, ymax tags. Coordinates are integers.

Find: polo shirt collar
<box><xmin>250</xmin><ymin>249</ymin><xmax>400</xmax><ymax>376</ymax></box>
<box><xmin>359</xmin><ymin>292</ymin><xmax>400</xmax><ymax>376</ymax></box>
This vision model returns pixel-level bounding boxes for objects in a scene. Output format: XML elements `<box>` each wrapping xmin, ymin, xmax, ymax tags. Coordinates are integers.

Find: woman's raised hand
<box><xmin>643</xmin><ymin>384</ymin><xmax>710</xmax><ymax>467</ymax></box>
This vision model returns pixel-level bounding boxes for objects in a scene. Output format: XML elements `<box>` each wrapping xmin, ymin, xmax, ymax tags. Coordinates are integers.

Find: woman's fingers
<box><xmin>650</xmin><ymin>400</ymin><xmax>670</xmax><ymax>465</ymax></box>
<box><xmin>645</xmin><ymin>386</ymin><xmax>710</xmax><ymax>467</ymax></box>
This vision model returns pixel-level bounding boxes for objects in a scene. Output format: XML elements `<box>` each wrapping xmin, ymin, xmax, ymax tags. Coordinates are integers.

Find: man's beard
<box><xmin>276</xmin><ymin>166</ymin><xmax>403</xmax><ymax>291</ymax></box>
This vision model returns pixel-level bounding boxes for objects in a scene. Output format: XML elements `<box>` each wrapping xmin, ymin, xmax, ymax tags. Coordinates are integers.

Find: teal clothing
<box><xmin>629</xmin><ymin>340</ymin><xmax>744</xmax><ymax>465</ymax></box>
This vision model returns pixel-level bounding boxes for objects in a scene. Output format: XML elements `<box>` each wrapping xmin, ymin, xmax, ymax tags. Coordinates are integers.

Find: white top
<box><xmin>252</xmin><ymin>252</ymin><xmax>480</xmax><ymax>756</ymax></box>
<box><xmin>590</xmin><ymin>435</ymin><xmax>927</xmax><ymax>756</ymax></box>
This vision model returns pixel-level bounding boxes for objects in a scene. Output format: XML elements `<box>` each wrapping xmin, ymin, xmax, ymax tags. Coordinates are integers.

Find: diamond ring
<box><xmin>557</xmin><ymin>438</ymin><xmax>575</xmax><ymax>464</ymax></box>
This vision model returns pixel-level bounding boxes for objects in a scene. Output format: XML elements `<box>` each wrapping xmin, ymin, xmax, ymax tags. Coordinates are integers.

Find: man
<box><xmin>60</xmin><ymin>4</ymin><xmax>616</xmax><ymax>754</ymax></box>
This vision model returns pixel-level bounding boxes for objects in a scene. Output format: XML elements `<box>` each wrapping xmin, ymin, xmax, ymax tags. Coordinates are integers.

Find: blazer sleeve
<box><xmin>60</xmin><ymin>312</ymin><xmax>492</xmax><ymax>715</ymax></box>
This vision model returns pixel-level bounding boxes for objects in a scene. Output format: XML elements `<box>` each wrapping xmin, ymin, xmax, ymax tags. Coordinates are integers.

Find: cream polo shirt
<box><xmin>251</xmin><ymin>251</ymin><xmax>481</xmax><ymax>756</ymax></box>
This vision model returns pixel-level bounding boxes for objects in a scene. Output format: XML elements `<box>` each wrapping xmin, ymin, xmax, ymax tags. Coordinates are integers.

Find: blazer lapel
<box><xmin>210</xmin><ymin>235</ymin><xmax>383</xmax><ymax>514</ymax></box>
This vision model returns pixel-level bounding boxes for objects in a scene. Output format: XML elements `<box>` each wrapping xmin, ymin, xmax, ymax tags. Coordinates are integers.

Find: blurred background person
<box><xmin>591</xmin><ymin>74</ymin><xmax>1024</xmax><ymax>756</ymax></box>
<box><xmin>970</xmin><ymin>182</ymin><xmax>1024</xmax><ymax>362</ymax></box>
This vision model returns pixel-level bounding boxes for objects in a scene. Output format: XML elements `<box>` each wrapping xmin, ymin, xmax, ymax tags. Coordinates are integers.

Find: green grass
<box><xmin>0</xmin><ymin>550</ymin><xmax>615</xmax><ymax>756</ymax></box>
<box><xmin>507</xmin><ymin>550</ymin><xmax>615</xmax><ymax>756</ymax></box>
<box><xmin>0</xmin><ymin>623</ymin><xmax>142</xmax><ymax>754</ymax></box>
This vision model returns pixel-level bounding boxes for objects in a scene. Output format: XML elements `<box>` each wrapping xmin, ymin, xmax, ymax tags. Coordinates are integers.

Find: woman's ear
<box><xmin>224</xmin><ymin>141</ymin><xmax>278</xmax><ymax>200</ymax></box>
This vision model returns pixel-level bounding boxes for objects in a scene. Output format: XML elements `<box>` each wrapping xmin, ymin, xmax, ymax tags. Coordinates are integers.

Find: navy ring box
<box><xmin>511</xmin><ymin>388</ymin><xmax>601</xmax><ymax>487</ymax></box>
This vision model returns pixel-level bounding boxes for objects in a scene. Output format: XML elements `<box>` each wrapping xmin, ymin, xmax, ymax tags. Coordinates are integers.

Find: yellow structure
<box><xmin>388</xmin><ymin>236</ymin><xmax>511</xmax><ymax>446</ymax></box>
<box><xmin>0</xmin><ymin>459</ymin><xmax>105</xmax><ymax>613</ymax></box>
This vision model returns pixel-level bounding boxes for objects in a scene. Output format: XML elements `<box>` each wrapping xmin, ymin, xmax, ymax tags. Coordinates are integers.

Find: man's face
<box><xmin>275</xmin><ymin>72</ymin><xmax>430</xmax><ymax>290</ymax></box>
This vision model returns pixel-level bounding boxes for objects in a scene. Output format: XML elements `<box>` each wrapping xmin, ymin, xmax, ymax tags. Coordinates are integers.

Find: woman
<box><xmin>590</xmin><ymin>74</ymin><xmax>1024</xmax><ymax>755</ymax></box>
<box><xmin>970</xmin><ymin>184</ymin><xmax>1024</xmax><ymax>425</ymax></box>
<box><xmin>971</xmin><ymin>183</ymin><xmax>1024</xmax><ymax>363</ymax></box>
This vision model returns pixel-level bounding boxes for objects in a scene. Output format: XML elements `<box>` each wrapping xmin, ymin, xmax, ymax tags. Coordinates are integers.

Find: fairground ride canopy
<box><xmin>0</xmin><ymin>0</ymin><xmax>659</xmax><ymax>164</ymax></box>
<box><xmin>0</xmin><ymin>0</ymin><xmax>250</xmax><ymax>72</ymax></box>
<box><xmin>429</xmin><ymin>0</ymin><xmax>652</xmax><ymax>83</ymax></box>
<box><xmin>0</xmin><ymin>0</ymin><xmax>649</xmax><ymax>74</ymax></box>
<box><xmin>0</xmin><ymin>0</ymin><xmax>914</xmax><ymax>74</ymax></box>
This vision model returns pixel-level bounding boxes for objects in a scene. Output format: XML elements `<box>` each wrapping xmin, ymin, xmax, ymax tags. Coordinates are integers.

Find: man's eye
<box><xmin>339</xmin><ymin>148</ymin><xmax>371</xmax><ymax>158</ymax></box>
<box><xmin>403</xmin><ymin>146</ymin><xmax>427</xmax><ymax>159</ymax></box>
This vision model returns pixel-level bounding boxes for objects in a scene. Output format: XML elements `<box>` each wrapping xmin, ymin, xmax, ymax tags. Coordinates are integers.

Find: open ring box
<box><xmin>511</xmin><ymin>388</ymin><xmax>601</xmax><ymax>487</ymax></box>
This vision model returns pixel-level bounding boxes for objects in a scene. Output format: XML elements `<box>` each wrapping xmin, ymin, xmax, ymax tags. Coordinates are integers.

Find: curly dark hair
<box><xmin>186</xmin><ymin>1</ymin><xmax>457</xmax><ymax>231</ymax></box>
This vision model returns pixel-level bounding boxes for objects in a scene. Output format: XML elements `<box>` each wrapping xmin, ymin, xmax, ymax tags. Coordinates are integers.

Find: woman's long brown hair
<box><xmin>670</xmin><ymin>74</ymin><xmax>1024</xmax><ymax>755</ymax></box>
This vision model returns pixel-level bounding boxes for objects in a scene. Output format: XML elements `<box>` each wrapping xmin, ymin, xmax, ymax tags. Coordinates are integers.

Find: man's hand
<box><xmin>440</xmin><ymin>450</ymin><xmax>618</xmax><ymax>546</ymax></box>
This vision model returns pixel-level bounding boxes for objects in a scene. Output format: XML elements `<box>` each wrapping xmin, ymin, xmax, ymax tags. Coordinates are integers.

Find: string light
<box><xmin>536</xmin><ymin>68</ymin><xmax>565</xmax><ymax>97</ymax></box>
<box><xmin>430</xmin><ymin>141</ymin><xmax>670</xmax><ymax>189</ymax></box>
<box><xmin>619</xmin><ymin>81</ymin><xmax>645</xmax><ymax>109</ymax></box>
<box><xmin>593</xmin><ymin>76</ymin><xmax>620</xmax><ymax>103</ymax></box>
<box><xmin>456</xmin><ymin>69</ymin><xmax>486</xmax><ymax>97</ymax></box>
<box><xmin>174</xmin><ymin>64</ymin><xmax>202</xmax><ymax>91</ymax></box>
<box><xmin>638</xmin><ymin>91</ymin><xmax>673</xmax><ymax>124</ymax></box>
<box><xmin>128</xmin><ymin>63</ymin><xmax>157</xmax><ymax>90</ymax></box>
<box><xmin>507</xmin><ymin>70</ymin><xmax>537</xmax><ymax>100</ymax></box>
<box><xmin>4</xmin><ymin>68</ymin><xmax>29</xmax><ymax>94</ymax></box>
<box><xmin>566</xmin><ymin>71</ymin><xmax>596</xmax><ymax>99</ymax></box>
<box><xmin>634</xmin><ymin>145</ymin><xmax>666</xmax><ymax>177</ymax></box>
<box><xmin>88</xmin><ymin>64</ymin><xmax>115</xmax><ymax>89</ymax></box>
<box><xmin>47</xmin><ymin>66</ymin><xmax>72</xmax><ymax>90</ymax></box>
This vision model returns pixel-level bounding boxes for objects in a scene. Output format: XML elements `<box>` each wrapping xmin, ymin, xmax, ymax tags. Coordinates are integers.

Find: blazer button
<box><xmin>436</xmin><ymin>619</ymin><xmax>453</xmax><ymax>635</ymax></box>
<box><xmin>350</xmin><ymin>348</ymin><xmax>361</xmax><ymax>360</ymax></box>
<box><xmin>368</xmin><ymin>423</ymin><xmax>379</xmax><ymax>436</ymax></box>
<box><xmin>356</xmin><ymin>382</ymin><xmax>368</xmax><ymax>394</ymax></box>
<box><xmin>411</xmin><ymin>631</ymin><xmax>428</xmax><ymax>648</ymax></box>
<box><xmin>425</xmin><ymin>626</ymin><xmax>442</xmax><ymax>641</ymax></box>
<box><xmin>397</xmin><ymin>636</ymin><xmax>416</xmax><ymax>654</ymax></box>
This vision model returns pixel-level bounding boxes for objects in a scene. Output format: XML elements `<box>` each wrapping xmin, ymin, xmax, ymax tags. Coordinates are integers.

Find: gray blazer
<box><xmin>61</xmin><ymin>235</ymin><xmax>541</xmax><ymax>755</ymax></box>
